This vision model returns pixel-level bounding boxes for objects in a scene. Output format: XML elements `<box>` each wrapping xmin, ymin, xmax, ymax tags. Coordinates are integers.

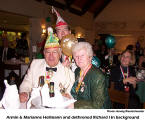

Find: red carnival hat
<box><xmin>52</xmin><ymin>6</ymin><xmax>68</xmax><ymax>28</ymax></box>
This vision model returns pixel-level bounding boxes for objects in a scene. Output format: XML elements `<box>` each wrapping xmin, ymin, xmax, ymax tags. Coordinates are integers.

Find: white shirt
<box><xmin>19</xmin><ymin>59</ymin><xmax>75</xmax><ymax>94</ymax></box>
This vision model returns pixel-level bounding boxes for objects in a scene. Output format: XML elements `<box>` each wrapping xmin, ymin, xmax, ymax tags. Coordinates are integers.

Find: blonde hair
<box><xmin>120</xmin><ymin>49</ymin><xmax>135</xmax><ymax>65</ymax></box>
<box><xmin>72</xmin><ymin>42</ymin><xmax>93</xmax><ymax>59</ymax></box>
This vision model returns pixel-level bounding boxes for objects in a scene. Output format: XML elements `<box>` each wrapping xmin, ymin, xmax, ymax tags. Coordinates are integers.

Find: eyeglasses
<box><xmin>74</xmin><ymin>55</ymin><xmax>85</xmax><ymax>60</ymax></box>
<box><xmin>121</xmin><ymin>55</ymin><xmax>131</xmax><ymax>59</ymax></box>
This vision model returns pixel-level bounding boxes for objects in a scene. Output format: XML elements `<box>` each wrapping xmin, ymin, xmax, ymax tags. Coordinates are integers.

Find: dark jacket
<box><xmin>71</xmin><ymin>65</ymin><xmax>111</xmax><ymax>109</ymax></box>
<box><xmin>110</xmin><ymin>65</ymin><xmax>141</xmax><ymax>109</ymax></box>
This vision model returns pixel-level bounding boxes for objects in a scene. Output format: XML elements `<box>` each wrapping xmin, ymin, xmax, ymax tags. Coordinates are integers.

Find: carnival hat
<box><xmin>52</xmin><ymin>6</ymin><xmax>68</xmax><ymax>28</ymax></box>
<box><xmin>44</xmin><ymin>27</ymin><xmax>60</xmax><ymax>48</ymax></box>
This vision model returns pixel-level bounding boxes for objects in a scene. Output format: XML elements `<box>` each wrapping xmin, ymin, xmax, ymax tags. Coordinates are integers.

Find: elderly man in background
<box><xmin>19</xmin><ymin>28</ymin><xmax>75</xmax><ymax>103</ymax></box>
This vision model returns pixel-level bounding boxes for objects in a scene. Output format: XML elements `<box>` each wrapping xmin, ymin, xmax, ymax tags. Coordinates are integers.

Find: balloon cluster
<box><xmin>105</xmin><ymin>35</ymin><xmax>116</xmax><ymax>48</ymax></box>
<box><xmin>61</xmin><ymin>34</ymin><xmax>78</xmax><ymax>57</ymax></box>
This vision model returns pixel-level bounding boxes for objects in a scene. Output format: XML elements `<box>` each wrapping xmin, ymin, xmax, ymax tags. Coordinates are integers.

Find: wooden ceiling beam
<box><xmin>35</xmin><ymin>0</ymin><xmax>111</xmax><ymax>18</ymax></box>
<box><xmin>36</xmin><ymin>0</ymin><xmax>89</xmax><ymax>16</ymax></box>
<box><xmin>94</xmin><ymin>0</ymin><xmax>112</xmax><ymax>18</ymax></box>
<box><xmin>81</xmin><ymin>0</ymin><xmax>96</xmax><ymax>15</ymax></box>
<box><xmin>66</xmin><ymin>0</ymin><xmax>82</xmax><ymax>15</ymax></box>
<box><xmin>35</xmin><ymin>0</ymin><xmax>42</xmax><ymax>2</ymax></box>
<box><xmin>44</xmin><ymin>0</ymin><xmax>65</xmax><ymax>10</ymax></box>
<box><xmin>69</xmin><ymin>7</ymin><xmax>82</xmax><ymax>15</ymax></box>
<box><xmin>44</xmin><ymin>0</ymin><xmax>82</xmax><ymax>15</ymax></box>
<box><xmin>64</xmin><ymin>0</ymin><xmax>75</xmax><ymax>8</ymax></box>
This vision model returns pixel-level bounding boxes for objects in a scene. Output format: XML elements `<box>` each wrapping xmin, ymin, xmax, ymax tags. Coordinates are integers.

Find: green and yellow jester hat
<box><xmin>44</xmin><ymin>27</ymin><xmax>60</xmax><ymax>48</ymax></box>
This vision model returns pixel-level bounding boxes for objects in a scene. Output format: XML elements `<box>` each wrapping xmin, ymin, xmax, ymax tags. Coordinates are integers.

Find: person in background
<box><xmin>138</xmin><ymin>48</ymin><xmax>145</xmax><ymax>69</ymax></box>
<box><xmin>110</xmin><ymin>49</ymin><xmax>141</xmax><ymax>108</ymax></box>
<box><xmin>99</xmin><ymin>44</ymin><xmax>108</xmax><ymax>64</ymax></box>
<box><xmin>19</xmin><ymin>28</ymin><xmax>75</xmax><ymax>103</ymax></box>
<box><xmin>71</xmin><ymin>42</ymin><xmax>111</xmax><ymax>109</ymax></box>
<box><xmin>2</xmin><ymin>34</ymin><xmax>17</xmax><ymax>61</ymax></box>
<box><xmin>1</xmin><ymin>31</ymin><xmax>9</xmax><ymax>62</ymax></box>
<box><xmin>92</xmin><ymin>40</ymin><xmax>101</xmax><ymax>58</ymax></box>
<box><xmin>7</xmin><ymin>40</ymin><xmax>17</xmax><ymax>60</ymax></box>
<box><xmin>52</xmin><ymin>7</ymin><xmax>71</xmax><ymax>41</ymax></box>
<box><xmin>52</xmin><ymin>7</ymin><xmax>77</xmax><ymax>71</ymax></box>
<box><xmin>16</xmin><ymin>32</ymin><xmax>29</xmax><ymax>59</ymax></box>
<box><xmin>104</xmin><ymin>48</ymin><xmax>120</xmax><ymax>66</ymax></box>
<box><xmin>126</xmin><ymin>44</ymin><xmax>137</xmax><ymax>65</ymax></box>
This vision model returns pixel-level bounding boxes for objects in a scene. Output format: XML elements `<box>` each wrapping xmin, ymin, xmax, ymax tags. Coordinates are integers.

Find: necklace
<box><xmin>120</xmin><ymin>65</ymin><xmax>129</xmax><ymax>79</ymax></box>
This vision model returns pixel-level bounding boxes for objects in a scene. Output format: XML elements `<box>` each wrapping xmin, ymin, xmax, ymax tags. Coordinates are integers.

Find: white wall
<box><xmin>95</xmin><ymin>0</ymin><xmax>145</xmax><ymax>51</ymax></box>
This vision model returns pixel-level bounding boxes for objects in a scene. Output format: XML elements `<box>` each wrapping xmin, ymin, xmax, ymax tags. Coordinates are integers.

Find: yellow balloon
<box><xmin>61</xmin><ymin>34</ymin><xmax>78</xmax><ymax>56</ymax></box>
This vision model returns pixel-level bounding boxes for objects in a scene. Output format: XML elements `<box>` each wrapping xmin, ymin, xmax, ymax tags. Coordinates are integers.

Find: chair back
<box><xmin>143</xmin><ymin>102</ymin><xmax>145</xmax><ymax>109</ymax></box>
<box><xmin>108</xmin><ymin>82</ymin><xmax>130</xmax><ymax>108</ymax></box>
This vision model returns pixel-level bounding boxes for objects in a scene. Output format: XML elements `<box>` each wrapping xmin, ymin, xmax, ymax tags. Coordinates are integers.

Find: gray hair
<box><xmin>72</xmin><ymin>42</ymin><xmax>93</xmax><ymax>58</ymax></box>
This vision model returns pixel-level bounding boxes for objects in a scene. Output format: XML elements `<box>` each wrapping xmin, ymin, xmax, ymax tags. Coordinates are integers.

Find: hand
<box><xmin>62</xmin><ymin>93</ymin><xmax>72</xmax><ymax>99</ymax></box>
<box><xmin>19</xmin><ymin>92</ymin><xmax>29</xmax><ymax>103</ymax></box>
<box><xmin>62</xmin><ymin>59</ymin><xmax>70</xmax><ymax>68</ymax></box>
<box><xmin>123</xmin><ymin>77</ymin><xmax>137</xmax><ymax>88</ymax></box>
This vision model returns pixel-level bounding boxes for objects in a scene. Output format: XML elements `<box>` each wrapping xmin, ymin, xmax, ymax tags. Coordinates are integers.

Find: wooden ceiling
<box><xmin>35</xmin><ymin>0</ymin><xmax>112</xmax><ymax>18</ymax></box>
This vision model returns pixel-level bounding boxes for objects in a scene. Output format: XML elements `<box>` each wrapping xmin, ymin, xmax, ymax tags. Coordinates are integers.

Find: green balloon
<box><xmin>46</xmin><ymin>17</ymin><xmax>51</xmax><ymax>22</ymax></box>
<box><xmin>105</xmin><ymin>35</ymin><xmax>116</xmax><ymax>48</ymax></box>
<box><xmin>92</xmin><ymin>56</ymin><xmax>101</xmax><ymax>68</ymax></box>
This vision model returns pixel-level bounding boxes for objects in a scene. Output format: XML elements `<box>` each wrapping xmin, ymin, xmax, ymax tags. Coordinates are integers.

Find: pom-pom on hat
<box><xmin>44</xmin><ymin>27</ymin><xmax>60</xmax><ymax>48</ymax></box>
<box><xmin>52</xmin><ymin>6</ymin><xmax>68</xmax><ymax>28</ymax></box>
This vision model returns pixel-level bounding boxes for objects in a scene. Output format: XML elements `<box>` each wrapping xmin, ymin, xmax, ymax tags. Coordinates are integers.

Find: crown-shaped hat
<box><xmin>44</xmin><ymin>27</ymin><xmax>60</xmax><ymax>48</ymax></box>
<box><xmin>52</xmin><ymin>6</ymin><xmax>68</xmax><ymax>28</ymax></box>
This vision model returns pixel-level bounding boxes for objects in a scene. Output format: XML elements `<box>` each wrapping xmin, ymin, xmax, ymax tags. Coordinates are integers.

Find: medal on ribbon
<box><xmin>75</xmin><ymin>64</ymin><xmax>92</xmax><ymax>93</ymax></box>
<box><xmin>45</xmin><ymin>70</ymin><xmax>54</xmax><ymax>85</ymax></box>
<box><xmin>80</xmin><ymin>82</ymin><xmax>85</xmax><ymax>93</ymax></box>
<box><xmin>59</xmin><ymin>83</ymin><xmax>66</xmax><ymax>94</ymax></box>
